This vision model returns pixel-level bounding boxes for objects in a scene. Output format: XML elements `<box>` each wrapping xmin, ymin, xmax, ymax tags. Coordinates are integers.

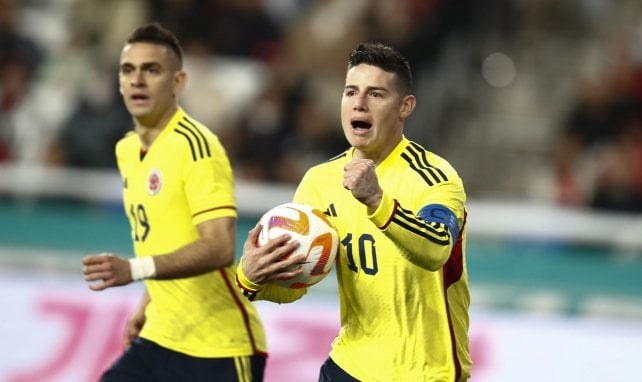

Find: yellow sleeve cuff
<box><xmin>368</xmin><ymin>192</ymin><xmax>398</xmax><ymax>229</ymax></box>
<box><xmin>235</xmin><ymin>257</ymin><xmax>264</xmax><ymax>293</ymax></box>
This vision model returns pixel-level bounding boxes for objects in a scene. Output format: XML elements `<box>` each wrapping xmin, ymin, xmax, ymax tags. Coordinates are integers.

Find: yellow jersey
<box><xmin>116</xmin><ymin>107</ymin><xmax>266</xmax><ymax>358</ymax></box>
<box><xmin>240</xmin><ymin>137</ymin><xmax>470</xmax><ymax>380</ymax></box>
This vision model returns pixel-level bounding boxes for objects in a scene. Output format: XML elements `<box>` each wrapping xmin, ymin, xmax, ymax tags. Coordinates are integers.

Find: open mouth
<box><xmin>131</xmin><ymin>94</ymin><xmax>149</xmax><ymax>102</ymax></box>
<box><xmin>351</xmin><ymin>120</ymin><xmax>372</xmax><ymax>130</ymax></box>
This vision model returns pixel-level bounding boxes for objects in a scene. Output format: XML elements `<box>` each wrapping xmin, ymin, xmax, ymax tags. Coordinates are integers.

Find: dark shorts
<box><xmin>101</xmin><ymin>337</ymin><xmax>266</xmax><ymax>382</ymax></box>
<box><xmin>318</xmin><ymin>357</ymin><xmax>360</xmax><ymax>382</ymax></box>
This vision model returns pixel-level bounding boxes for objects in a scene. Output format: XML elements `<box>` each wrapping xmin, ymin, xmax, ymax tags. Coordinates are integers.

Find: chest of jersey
<box><xmin>119</xmin><ymin>146</ymin><xmax>195</xmax><ymax>252</ymax></box>
<box><xmin>122</xmin><ymin>152</ymin><xmax>185</xmax><ymax>206</ymax></box>
<box><xmin>326</xmin><ymin>170</ymin><xmax>425</xmax><ymax>281</ymax></box>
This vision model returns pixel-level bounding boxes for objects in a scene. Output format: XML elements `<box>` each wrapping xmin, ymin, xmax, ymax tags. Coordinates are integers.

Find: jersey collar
<box><xmin>142</xmin><ymin>107</ymin><xmax>186</xmax><ymax>150</ymax></box>
<box><xmin>373</xmin><ymin>136</ymin><xmax>409</xmax><ymax>175</ymax></box>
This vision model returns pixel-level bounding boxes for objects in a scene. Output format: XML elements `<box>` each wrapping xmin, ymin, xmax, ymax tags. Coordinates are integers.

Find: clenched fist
<box><xmin>343</xmin><ymin>158</ymin><xmax>383</xmax><ymax>212</ymax></box>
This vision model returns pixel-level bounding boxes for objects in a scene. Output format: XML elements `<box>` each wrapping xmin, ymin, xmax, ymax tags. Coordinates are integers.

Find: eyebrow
<box><xmin>344</xmin><ymin>85</ymin><xmax>390</xmax><ymax>92</ymax></box>
<box><xmin>120</xmin><ymin>62</ymin><xmax>163</xmax><ymax>70</ymax></box>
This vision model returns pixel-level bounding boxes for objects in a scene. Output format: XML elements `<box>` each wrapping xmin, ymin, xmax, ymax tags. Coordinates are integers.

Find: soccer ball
<box><xmin>257</xmin><ymin>202</ymin><xmax>338</xmax><ymax>288</ymax></box>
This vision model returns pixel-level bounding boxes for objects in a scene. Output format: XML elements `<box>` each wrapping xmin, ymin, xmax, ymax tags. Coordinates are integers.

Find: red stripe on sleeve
<box><xmin>378</xmin><ymin>199</ymin><xmax>399</xmax><ymax>229</ymax></box>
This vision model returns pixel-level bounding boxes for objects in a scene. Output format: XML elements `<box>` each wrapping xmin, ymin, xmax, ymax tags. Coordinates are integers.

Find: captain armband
<box><xmin>129</xmin><ymin>257</ymin><xmax>157</xmax><ymax>281</ymax></box>
<box><xmin>418</xmin><ymin>204</ymin><xmax>460</xmax><ymax>240</ymax></box>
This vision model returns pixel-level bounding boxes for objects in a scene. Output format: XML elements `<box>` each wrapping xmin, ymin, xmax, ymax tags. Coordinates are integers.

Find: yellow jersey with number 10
<box><xmin>294</xmin><ymin>137</ymin><xmax>471</xmax><ymax>381</ymax></box>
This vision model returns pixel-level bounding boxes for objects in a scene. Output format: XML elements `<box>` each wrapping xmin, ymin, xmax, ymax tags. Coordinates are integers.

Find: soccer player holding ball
<box><xmin>237</xmin><ymin>43</ymin><xmax>471</xmax><ymax>381</ymax></box>
<box><xmin>81</xmin><ymin>23</ymin><xmax>266</xmax><ymax>381</ymax></box>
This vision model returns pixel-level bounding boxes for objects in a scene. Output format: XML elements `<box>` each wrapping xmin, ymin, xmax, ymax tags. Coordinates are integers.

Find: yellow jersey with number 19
<box><xmin>115</xmin><ymin>107</ymin><xmax>266</xmax><ymax>358</ymax></box>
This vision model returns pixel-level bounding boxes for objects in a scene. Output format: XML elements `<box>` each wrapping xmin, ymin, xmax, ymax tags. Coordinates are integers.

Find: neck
<box><xmin>353</xmin><ymin>135</ymin><xmax>403</xmax><ymax>165</ymax></box>
<box><xmin>134</xmin><ymin>105</ymin><xmax>178</xmax><ymax>148</ymax></box>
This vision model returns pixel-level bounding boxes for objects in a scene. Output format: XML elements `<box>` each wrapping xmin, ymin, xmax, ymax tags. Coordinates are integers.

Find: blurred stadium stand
<box><xmin>1</xmin><ymin>1</ymin><xmax>642</xmax><ymax>381</ymax></box>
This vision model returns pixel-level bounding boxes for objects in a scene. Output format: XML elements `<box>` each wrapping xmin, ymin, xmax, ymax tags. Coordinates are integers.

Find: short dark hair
<box><xmin>347</xmin><ymin>42</ymin><xmax>412</xmax><ymax>95</ymax></box>
<box><xmin>126</xmin><ymin>22</ymin><xmax>183</xmax><ymax>67</ymax></box>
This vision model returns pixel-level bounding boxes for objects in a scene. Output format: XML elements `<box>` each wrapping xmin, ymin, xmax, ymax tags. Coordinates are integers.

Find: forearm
<box><xmin>85</xmin><ymin>219</ymin><xmax>237</xmax><ymax>288</ymax></box>
<box><xmin>370</xmin><ymin>193</ymin><xmax>456</xmax><ymax>271</ymax></box>
<box><xmin>152</xmin><ymin>236</ymin><xmax>234</xmax><ymax>279</ymax></box>
<box><xmin>150</xmin><ymin>217</ymin><xmax>236</xmax><ymax>280</ymax></box>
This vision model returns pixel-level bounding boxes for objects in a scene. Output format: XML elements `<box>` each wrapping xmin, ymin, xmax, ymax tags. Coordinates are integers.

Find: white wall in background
<box><xmin>1</xmin><ymin>268</ymin><xmax>642</xmax><ymax>382</ymax></box>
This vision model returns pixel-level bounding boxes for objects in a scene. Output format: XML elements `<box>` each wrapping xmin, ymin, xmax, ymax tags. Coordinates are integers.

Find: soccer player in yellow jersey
<box><xmin>81</xmin><ymin>23</ymin><xmax>266</xmax><ymax>381</ymax></box>
<box><xmin>236</xmin><ymin>42</ymin><xmax>471</xmax><ymax>381</ymax></box>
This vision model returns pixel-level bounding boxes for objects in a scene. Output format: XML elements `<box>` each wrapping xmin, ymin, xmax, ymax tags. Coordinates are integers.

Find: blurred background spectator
<box><xmin>44</xmin><ymin>61</ymin><xmax>132</xmax><ymax>168</ymax></box>
<box><xmin>0</xmin><ymin>0</ymin><xmax>43</xmax><ymax>162</ymax></box>
<box><xmin>2</xmin><ymin>0</ymin><xmax>642</xmax><ymax>212</ymax></box>
<box><xmin>553</xmin><ymin>39</ymin><xmax>642</xmax><ymax>211</ymax></box>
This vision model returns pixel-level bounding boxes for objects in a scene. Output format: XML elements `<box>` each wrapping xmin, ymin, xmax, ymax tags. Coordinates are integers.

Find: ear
<box><xmin>173</xmin><ymin>70</ymin><xmax>187</xmax><ymax>96</ymax></box>
<box><xmin>400</xmin><ymin>95</ymin><xmax>416</xmax><ymax>119</ymax></box>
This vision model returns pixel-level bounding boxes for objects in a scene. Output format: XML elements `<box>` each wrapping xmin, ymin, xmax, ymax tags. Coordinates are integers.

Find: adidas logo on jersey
<box><xmin>325</xmin><ymin>203</ymin><xmax>337</xmax><ymax>217</ymax></box>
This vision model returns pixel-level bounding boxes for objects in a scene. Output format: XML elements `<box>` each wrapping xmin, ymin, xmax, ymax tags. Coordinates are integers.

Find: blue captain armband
<box><xmin>418</xmin><ymin>204</ymin><xmax>460</xmax><ymax>240</ymax></box>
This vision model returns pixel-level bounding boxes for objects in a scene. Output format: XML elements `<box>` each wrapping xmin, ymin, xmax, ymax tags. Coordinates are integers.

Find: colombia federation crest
<box><xmin>147</xmin><ymin>169</ymin><xmax>162</xmax><ymax>196</ymax></box>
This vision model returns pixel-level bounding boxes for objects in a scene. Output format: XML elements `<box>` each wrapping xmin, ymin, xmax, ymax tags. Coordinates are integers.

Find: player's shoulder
<box><xmin>168</xmin><ymin>113</ymin><xmax>223</xmax><ymax>160</ymax></box>
<box><xmin>170</xmin><ymin>113</ymin><xmax>217</xmax><ymax>141</ymax></box>
<box><xmin>399</xmin><ymin>140</ymin><xmax>462</xmax><ymax>186</ymax></box>
<box><xmin>306</xmin><ymin>150</ymin><xmax>349</xmax><ymax>174</ymax></box>
<box><xmin>296</xmin><ymin>150</ymin><xmax>348</xmax><ymax>189</ymax></box>
<box><xmin>176</xmin><ymin>113</ymin><xmax>216</xmax><ymax>136</ymax></box>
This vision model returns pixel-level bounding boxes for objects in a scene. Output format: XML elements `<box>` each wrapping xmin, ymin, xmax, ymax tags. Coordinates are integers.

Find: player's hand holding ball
<box><xmin>241</xmin><ymin>222</ymin><xmax>303</xmax><ymax>286</ymax></box>
<box><xmin>246</xmin><ymin>203</ymin><xmax>339</xmax><ymax>289</ymax></box>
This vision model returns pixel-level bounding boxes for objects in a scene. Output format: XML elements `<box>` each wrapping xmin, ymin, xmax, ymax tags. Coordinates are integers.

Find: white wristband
<box><xmin>129</xmin><ymin>257</ymin><xmax>157</xmax><ymax>281</ymax></box>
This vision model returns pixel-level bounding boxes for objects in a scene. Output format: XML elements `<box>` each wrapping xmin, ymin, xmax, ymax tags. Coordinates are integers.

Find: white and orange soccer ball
<box><xmin>257</xmin><ymin>202</ymin><xmax>339</xmax><ymax>289</ymax></box>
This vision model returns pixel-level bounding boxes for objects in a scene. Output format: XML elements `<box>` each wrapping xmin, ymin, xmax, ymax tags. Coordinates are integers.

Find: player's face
<box><xmin>341</xmin><ymin>64</ymin><xmax>415</xmax><ymax>163</ymax></box>
<box><xmin>119</xmin><ymin>42</ymin><xmax>185</xmax><ymax>127</ymax></box>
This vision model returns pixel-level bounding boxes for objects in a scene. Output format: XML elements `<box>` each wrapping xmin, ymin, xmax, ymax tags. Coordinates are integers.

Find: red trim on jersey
<box><xmin>442</xmin><ymin>210</ymin><xmax>467</xmax><ymax>381</ymax></box>
<box><xmin>443</xmin><ymin>211</ymin><xmax>466</xmax><ymax>289</ymax></box>
<box><xmin>378</xmin><ymin>199</ymin><xmax>399</xmax><ymax>229</ymax></box>
<box><xmin>192</xmin><ymin>205</ymin><xmax>237</xmax><ymax>218</ymax></box>
<box><xmin>219</xmin><ymin>269</ymin><xmax>267</xmax><ymax>357</ymax></box>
